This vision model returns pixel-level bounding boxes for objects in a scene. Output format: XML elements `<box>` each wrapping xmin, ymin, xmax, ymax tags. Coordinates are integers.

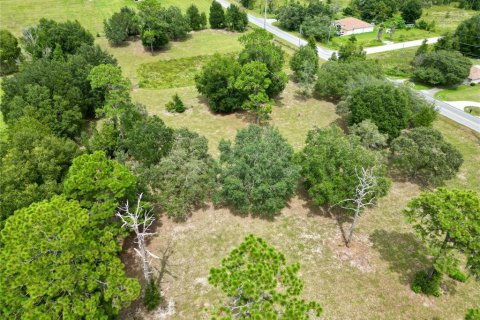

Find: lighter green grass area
<box><xmin>465</xmin><ymin>106</ymin><xmax>480</xmax><ymax>116</ymax></box>
<box><xmin>0</xmin><ymin>0</ymin><xmax>212</xmax><ymax>36</ymax></box>
<box><xmin>435</xmin><ymin>85</ymin><xmax>480</xmax><ymax>103</ymax></box>
<box><xmin>369</xmin><ymin>47</ymin><xmax>417</xmax><ymax>78</ymax></box>
<box><xmin>421</xmin><ymin>3</ymin><xmax>478</xmax><ymax>34</ymax></box>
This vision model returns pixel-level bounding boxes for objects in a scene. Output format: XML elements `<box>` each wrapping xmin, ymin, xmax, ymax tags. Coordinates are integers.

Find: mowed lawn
<box><xmin>435</xmin><ymin>85</ymin><xmax>480</xmax><ymax>103</ymax></box>
<box><xmin>0</xmin><ymin>0</ymin><xmax>213</xmax><ymax>36</ymax></box>
<box><xmin>421</xmin><ymin>3</ymin><xmax>479</xmax><ymax>34</ymax></box>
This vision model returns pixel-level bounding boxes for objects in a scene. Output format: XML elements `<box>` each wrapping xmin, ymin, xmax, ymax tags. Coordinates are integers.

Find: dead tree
<box><xmin>116</xmin><ymin>193</ymin><xmax>158</xmax><ymax>282</ymax></box>
<box><xmin>336</xmin><ymin>167</ymin><xmax>378</xmax><ymax>247</ymax></box>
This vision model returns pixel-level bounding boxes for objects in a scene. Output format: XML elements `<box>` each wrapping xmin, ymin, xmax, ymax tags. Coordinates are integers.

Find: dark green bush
<box><xmin>412</xmin><ymin>270</ymin><xmax>442</xmax><ymax>297</ymax></box>
<box><xmin>166</xmin><ymin>94</ymin><xmax>186</xmax><ymax>113</ymax></box>
<box><xmin>144</xmin><ymin>279</ymin><xmax>161</xmax><ymax>311</ymax></box>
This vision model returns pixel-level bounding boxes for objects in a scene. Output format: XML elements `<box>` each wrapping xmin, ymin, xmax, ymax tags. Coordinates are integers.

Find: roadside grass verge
<box><xmin>421</xmin><ymin>4</ymin><xmax>478</xmax><ymax>34</ymax></box>
<box><xmin>434</xmin><ymin>85</ymin><xmax>480</xmax><ymax>103</ymax></box>
<box><xmin>465</xmin><ymin>106</ymin><xmax>480</xmax><ymax>116</ymax></box>
<box><xmin>368</xmin><ymin>47</ymin><xmax>417</xmax><ymax>78</ymax></box>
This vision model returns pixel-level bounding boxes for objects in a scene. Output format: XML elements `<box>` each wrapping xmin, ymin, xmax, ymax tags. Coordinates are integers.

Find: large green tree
<box><xmin>104</xmin><ymin>7</ymin><xmax>140</xmax><ymax>46</ymax></box>
<box><xmin>209</xmin><ymin>0</ymin><xmax>226</xmax><ymax>29</ymax></box>
<box><xmin>297</xmin><ymin>125</ymin><xmax>390</xmax><ymax>207</ymax></box>
<box><xmin>300</xmin><ymin>15</ymin><xmax>333</xmax><ymax>42</ymax></box>
<box><xmin>413</xmin><ymin>50</ymin><xmax>472</xmax><ymax>86</ymax></box>
<box><xmin>216</xmin><ymin>125</ymin><xmax>300</xmax><ymax>217</ymax></box>
<box><xmin>0</xmin><ymin>117</ymin><xmax>80</xmax><ymax>227</ymax></box>
<box><xmin>63</xmin><ymin>151</ymin><xmax>137</xmax><ymax>225</ymax></box>
<box><xmin>21</xmin><ymin>19</ymin><xmax>94</xmax><ymax>59</ymax></box>
<box><xmin>404</xmin><ymin>189</ymin><xmax>480</xmax><ymax>295</ymax></box>
<box><xmin>0</xmin><ymin>29</ymin><xmax>22</xmax><ymax>75</ymax></box>
<box><xmin>290</xmin><ymin>44</ymin><xmax>319</xmax><ymax>93</ymax></box>
<box><xmin>225</xmin><ymin>4</ymin><xmax>249</xmax><ymax>32</ymax></box>
<box><xmin>454</xmin><ymin>15</ymin><xmax>480</xmax><ymax>57</ymax></box>
<box><xmin>401</xmin><ymin>0</ymin><xmax>423</xmax><ymax>23</ymax></box>
<box><xmin>209</xmin><ymin>235</ymin><xmax>323</xmax><ymax>319</ymax></box>
<box><xmin>391</xmin><ymin>127</ymin><xmax>463</xmax><ymax>186</ymax></box>
<box><xmin>0</xmin><ymin>196</ymin><xmax>140</xmax><ymax>318</ymax></box>
<box><xmin>187</xmin><ymin>4</ymin><xmax>207</xmax><ymax>31</ymax></box>
<box><xmin>142</xmin><ymin>129</ymin><xmax>217</xmax><ymax>221</ymax></box>
<box><xmin>276</xmin><ymin>3</ymin><xmax>306</xmax><ymax>31</ymax></box>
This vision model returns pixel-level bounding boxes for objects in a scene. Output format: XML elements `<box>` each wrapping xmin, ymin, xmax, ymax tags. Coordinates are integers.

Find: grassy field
<box><xmin>121</xmin><ymin>114</ymin><xmax>480</xmax><ymax>320</ymax></box>
<box><xmin>435</xmin><ymin>85</ymin><xmax>480</xmax><ymax>103</ymax></box>
<box><xmin>0</xmin><ymin>0</ymin><xmax>212</xmax><ymax>36</ymax></box>
<box><xmin>421</xmin><ymin>3</ymin><xmax>478</xmax><ymax>34</ymax></box>
<box><xmin>368</xmin><ymin>47</ymin><xmax>417</xmax><ymax>78</ymax></box>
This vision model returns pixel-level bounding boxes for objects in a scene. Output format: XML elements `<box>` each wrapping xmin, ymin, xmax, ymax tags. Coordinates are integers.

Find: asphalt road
<box><xmin>214</xmin><ymin>0</ymin><xmax>480</xmax><ymax>132</ymax></box>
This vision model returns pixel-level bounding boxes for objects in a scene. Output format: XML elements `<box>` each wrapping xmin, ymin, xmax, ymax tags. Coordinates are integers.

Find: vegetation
<box><xmin>187</xmin><ymin>4</ymin><xmax>207</xmax><ymax>31</ymax></box>
<box><xmin>104</xmin><ymin>7</ymin><xmax>140</xmax><ymax>46</ymax></box>
<box><xmin>412</xmin><ymin>50</ymin><xmax>472</xmax><ymax>86</ymax></box>
<box><xmin>297</xmin><ymin>125</ymin><xmax>390</xmax><ymax>208</ymax></box>
<box><xmin>216</xmin><ymin>125</ymin><xmax>300</xmax><ymax>217</ymax></box>
<box><xmin>209</xmin><ymin>235</ymin><xmax>323</xmax><ymax>318</ymax></box>
<box><xmin>290</xmin><ymin>44</ymin><xmax>319</xmax><ymax>93</ymax></box>
<box><xmin>0</xmin><ymin>195</ymin><xmax>140</xmax><ymax>318</ymax></box>
<box><xmin>391</xmin><ymin>127</ymin><xmax>463</xmax><ymax>186</ymax></box>
<box><xmin>209</xmin><ymin>0</ymin><xmax>226</xmax><ymax>29</ymax></box>
<box><xmin>434</xmin><ymin>85</ymin><xmax>480</xmax><ymax>102</ymax></box>
<box><xmin>404</xmin><ymin>188</ymin><xmax>480</xmax><ymax>295</ymax></box>
<box><xmin>401</xmin><ymin>0</ymin><xmax>423</xmax><ymax>23</ymax></box>
<box><xmin>454</xmin><ymin>15</ymin><xmax>480</xmax><ymax>57</ymax></box>
<box><xmin>349</xmin><ymin>119</ymin><xmax>388</xmax><ymax>149</ymax></box>
<box><xmin>0</xmin><ymin>29</ymin><xmax>21</xmax><ymax>75</ymax></box>
<box><xmin>165</xmin><ymin>93</ymin><xmax>186</xmax><ymax>113</ymax></box>
<box><xmin>225</xmin><ymin>4</ymin><xmax>249</xmax><ymax>32</ymax></box>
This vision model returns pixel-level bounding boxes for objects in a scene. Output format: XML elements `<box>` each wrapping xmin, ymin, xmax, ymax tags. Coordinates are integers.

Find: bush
<box><xmin>455</xmin><ymin>15</ymin><xmax>480</xmax><ymax>56</ymax></box>
<box><xmin>465</xmin><ymin>309</ymin><xmax>480</xmax><ymax>320</ymax></box>
<box><xmin>300</xmin><ymin>15</ymin><xmax>332</xmax><ymax>42</ymax></box>
<box><xmin>209</xmin><ymin>0</ymin><xmax>225</xmax><ymax>29</ymax></box>
<box><xmin>391</xmin><ymin>127</ymin><xmax>463</xmax><ymax>186</ymax></box>
<box><xmin>349</xmin><ymin>119</ymin><xmax>388</xmax><ymax>149</ymax></box>
<box><xmin>144</xmin><ymin>279</ymin><xmax>161</xmax><ymax>311</ymax></box>
<box><xmin>187</xmin><ymin>4</ymin><xmax>207</xmax><ymax>31</ymax></box>
<box><xmin>216</xmin><ymin>125</ymin><xmax>300</xmax><ymax>217</ymax></box>
<box><xmin>104</xmin><ymin>7</ymin><xmax>140</xmax><ymax>46</ymax></box>
<box><xmin>0</xmin><ymin>29</ymin><xmax>22</xmax><ymax>75</ymax></box>
<box><xmin>225</xmin><ymin>4</ymin><xmax>248</xmax><ymax>32</ymax></box>
<box><xmin>413</xmin><ymin>50</ymin><xmax>472</xmax><ymax>86</ymax></box>
<box><xmin>276</xmin><ymin>3</ymin><xmax>306</xmax><ymax>31</ymax></box>
<box><xmin>412</xmin><ymin>270</ymin><xmax>442</xmax><ymax>297</ymax></box>
<box><xmin>165</xmin><ymin>94</ymin><xmax>186</xmax><ymax>113</ymax></box>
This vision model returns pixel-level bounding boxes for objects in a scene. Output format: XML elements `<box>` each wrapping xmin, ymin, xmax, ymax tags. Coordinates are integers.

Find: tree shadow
<box><xmin>370</xmin><ymin>229</ymin><xmax>431</xmax><ymax>285</ymax></box>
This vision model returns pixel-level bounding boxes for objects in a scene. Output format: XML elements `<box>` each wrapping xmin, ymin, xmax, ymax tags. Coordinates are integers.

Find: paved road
<box><xmin>215</xmin><ymin>0</ymin><xmax>480</xmax><ymax>132</ymax></box>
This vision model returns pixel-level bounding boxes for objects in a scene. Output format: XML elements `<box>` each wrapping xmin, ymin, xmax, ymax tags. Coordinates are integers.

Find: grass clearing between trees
<box><xmin>421</xmin><ymin>4</ymin><xmax>478</xmax><ymax>34</ymax></box>
<box><xmin>435</xmin><ymin>85</ymin><xmax>480</xmax><ymax>103</ymax></box>
<box><xmin>369</xmin><ymin>47</ymin><xmax>417</xmax><ymax>78</ymax></box>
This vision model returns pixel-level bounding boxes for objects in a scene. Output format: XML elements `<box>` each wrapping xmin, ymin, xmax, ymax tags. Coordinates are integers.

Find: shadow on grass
<box><xmin>370</xmin><ymin>229</ymin><xmax>431</xmax><ymax>285</ymax></box>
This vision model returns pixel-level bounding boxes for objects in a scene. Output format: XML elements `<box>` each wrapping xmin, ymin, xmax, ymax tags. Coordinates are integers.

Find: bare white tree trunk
<box><xmin>336</xmin><ymin>167</ymin><xmax>378</xmax><ymax>247</ymax></box>
<box><xmin>116</xmin><ymin>193</ymin><xmax>158</xmax><ymax>282</ymax></box>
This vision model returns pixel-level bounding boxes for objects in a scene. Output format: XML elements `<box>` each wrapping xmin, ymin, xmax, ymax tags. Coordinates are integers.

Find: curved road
<box><xmin>215</xmin><ymin>0</ymin><xmax>480</xmax><ymax>132</ymax></box>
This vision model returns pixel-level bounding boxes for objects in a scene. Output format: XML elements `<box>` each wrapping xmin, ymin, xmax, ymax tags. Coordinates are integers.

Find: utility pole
<box><xmin>264</xmin><ymin>0</ymin><xmax>267</xmax><ymax>29</ymax></box>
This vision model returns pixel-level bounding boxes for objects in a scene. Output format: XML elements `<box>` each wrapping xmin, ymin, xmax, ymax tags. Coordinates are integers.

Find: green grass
<box><xmin>368</xmin><ymin>47</ymin><xmax>417</xmax><ymax>78</ymax></box>
<box><xmin>0</xmin><ymin>0</ymin><xmax>212</xmax><ymax>36</ymax></box>
<box><xmin>465</xmin><ymin>106</ymin><xmax>480</xmax><ymax>116</ymax></box>
<box><xmin>421</xmin><ymin>3</ymin><xmax>479</xmax><ymax>34</ymax></box>
<box><xmin>434</xmin><ymin>85</ymin><xmax>480</xmax><ymax>103</ymax></box>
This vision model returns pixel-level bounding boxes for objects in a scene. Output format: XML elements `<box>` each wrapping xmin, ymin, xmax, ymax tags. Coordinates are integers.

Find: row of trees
<box><xmin>210</xmin><ymin>1</ymin><xmax>249</xmax><ymax>32</ymax></box>
<box><xmin>195</xmin><ymin>29</ymin><xmax>287</xmax><ymax>121</ymax></box>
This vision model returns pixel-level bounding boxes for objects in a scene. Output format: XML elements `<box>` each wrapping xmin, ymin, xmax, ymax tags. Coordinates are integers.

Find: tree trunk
<box><xmin>428</xmin><ymin>232</ymin><xmax>451</xmax><ymax>280</ymax></box>
<box><xmin>139</xmin><ymin>237</ymin><xmax>151</xmax><ymax>282</ymax></box>
<box><xmin>346</xmin><ymin>209</ymin><xmax>360</xmax><ymax>247</ymax></box>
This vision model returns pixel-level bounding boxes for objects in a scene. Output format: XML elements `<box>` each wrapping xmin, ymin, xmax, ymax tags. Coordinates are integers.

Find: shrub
<box><xmin>300</xmin><ymin>15</ymin><xmax>332</xmax><ymax>42</ymax></box>
<box><xmin>187</xmin><ymin>4</ymin><xmax>207</xmax><ymax>31</ymax></box>
<box><xmin>0</xmin><ymin>29</ymin><xmax>22</xmax><ymax>75</ymax></box>
<box><xmin>455</xmin><ymin>15</ymin><xmax>480</xmax><ymax>56</ymax></box>
<box><xmin>465</xmin><ymin>309</ymin><xmax>480</xmax><ymax>320</ymax></box>
<box><xmin>413</xmin><ymin>50</ymin><xmax>472</xmax><ymax>86</ymax></box>
<box><xmin>104</xmin><ymin>7</ymin><xmax>140</xmax><ymax>46</ymax></box>
<box><xmin>276</xmin><ymin>3</ymin><xmax>306</xmax><ymax>31</ymax></box>
<box><xmin>209</xmin><ymin>0</ymin><xmax>225</xmax><ymax>29</ymax></box>
<box><xmin>144</xmin><ymin>279</ymin><xmax>161</xmax><ymax>311</ymax></box>
<box><xmin>391</xmin><ymin>127</ymin><xmax>463</xmax><ymax>186</ymax></box>
<box><xmin>225</xmin><ymin>4</ymin><xmax>248</xmax><ymax>32</ymax></box>
<box><xmin>165</xmin><ymin>94</ymin><xmax>186</xmax><ymax>113</ymax></box>
<box><xmin>412</xmin><ymin>270</ymin><xmax>442</xmax><ymax>297</ymax></box>
<box><xmin>349</xmin><ymin>119</ymin><xmax>388</xmax><ymax>149</ymax></box>
<box><xmin>216</xmin><ymin>125</ymin><xmax>300</xmax><ymax>217</ymax></box>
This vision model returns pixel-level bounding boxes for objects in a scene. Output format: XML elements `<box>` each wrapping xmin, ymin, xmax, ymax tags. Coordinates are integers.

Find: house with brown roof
<box><xmin>335</xmin><ymin>17</ymin><xmax>374</xmax><ymax>36</ymax></box>
<box><xmin>467</xmin><ymin>65</ymin><xmax>480</xmax><ymax>84</ymax></box>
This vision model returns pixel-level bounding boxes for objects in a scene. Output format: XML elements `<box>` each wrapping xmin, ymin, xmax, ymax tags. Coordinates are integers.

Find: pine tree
<box><xmin>209</xmin><ymin>1</ymin><xmax>225</xmax><ymax>29</ymax></box>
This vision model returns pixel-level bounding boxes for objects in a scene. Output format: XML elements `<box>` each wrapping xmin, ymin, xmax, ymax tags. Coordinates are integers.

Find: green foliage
<box><xmin>165</xmin><ymin>93</ymin><xmax>186</xmax><ymax>113</ymax></box>
<box><xmin>63</xmin><ymin>151</ymin><xmax>137</xmax><ymax>224</ymax></box>
<box><xmin>415</xmin><ymin>39</ymin><xmax>429</xmax><ymax>56</ymax></box>
<box><xmin>276</xmin><ymin>3</ymin><xmax>306</xmax><ymax>31</ymax></box>
<box><xmin>216</xmin><ymin>125</ymin><xmax>300</xmax><ymax>217</ymax></box>
<box><xmin>391</xmin><ymin>127</ymin><xmax>463</xmax><ymax>186</ymax></box>
<box><xmin>300</xmin><ymin>15</ymin><xmax>333</xmax><ymax>42</ymax></box>
<box><xmin>104</xmin><ymin>6</ymin><xmax>140</xmax><ymax>46</ymax></box>
<box><xmin>297</xmin><ymin>125</ymin><xmax>390</xmax><ymax>207</ymax></box>
<box><xmin>165</xmin><ymin>6</ymin><xmax>192</xmax><ymax>41</ymax></box>
<box><xmin>241</xmin><ymin>0</ymin><xmax>257</xmax><ymax>9</ymax></box>
<box><xmin>290</xmin><ymin>45</ymin><xmax>319</xmax><ymax>81</ymax></box>
<box><xmin>341</xmin><ymin>80</ymin><xmax>412</xmax><ymax>138</ymax></box>
<box><xmin>466</xmin><ymin>308</ymin><xmax>480</xmax><ymax>320</ymax></box>
<box><xmin>454</xmin><ymin>15</ymin><xmax>480</xmax><ymax>57</ymax></box>
<box><xmin>187</xmin><ymin>4</ymin><xmax>207</xmax><ymax>31</ymax></box>
<box><xmin>401</xmin><ymin>0</ymin><xmax>423</xmax><ymax>23</ymax></box>
<box><xmin>412</xmin><ymin>270</ymin><xmax>442</xmax><ymax>297</ymax></box>
<box><xmin>404</xmin><ymin>188</ymin><xmax>480</xmax><ymax>288</ymax></box>
<box><xmin>315</xmin><ymin>60</ymin><xmax>384</xmax><ymax>100</ymax></box>
<box><xmin>209</xmin><ymin>235</ymin><xmax>322</xmax><ymax>319</ymax></box>
<box><xmin>210</xmin><ymin>0</ymin><xmax>226</xmax><ymax>29</ymax></box>
<box><xmin>0</xmin><ymin>117</ymin><xmax>80</xmax><ymax>227</ymax></box>
<box><xmin>0</xmin><ymin>29</ymin><xmax>21</xmax><ymax>75</ymax></box>
<box><xmin>142</xmin><ymin>129</ymin><xmax>217</xmax><ymax>221</ymax></box>
<box><xmin>22</xmin><ymin>18</ymin><xmax>94</xmax><ymax>59</ymax></box>
<box><xmin>122</xmin><ymin>115</ymin><xmax>174</xmax><ymax>166</ymax></box>
<box><xmin>347</xmin><ymin>0</ymin><xmax>401</xmax><ymax>22</ymax></box>
<box><xmin>0</xmin><ymin>195</ymin><xmax>140</xmax><ymax>318</ymax></box>
<box><xmin>413</xmin><ymin>50</ymin><xmax>472</xmax><ymax>86</ymax></box>
<box><xmin>195</xmin><ymin>54</ymin><xmax>243</xmax><ymax>113</ymax></box>
<box><xmin>238</xmin><ymin>29</ymin><xmax>288</xmax><ymax>98</ymax></box>
<box><xmin>235</xmin><ymin>61</ymin><xmax>273</xmax><ymax>122</ymax></box>
<box><xmin>87</xmin><ymin>120</ymin><xmax>121</xmax><ymax>157</ymax></box>
<box><xmin>337</xmin><ymin>38</ymin><xmax>366</xmax><ymax>61</ymax></box>
<box><xmin>144</xmin><ymin>279</ymin><xmax>162</xmax><ymax>311</ymax></box>
<box><xmin>459</xmin><ymin>0</ymin><xmax>480</xmax><ymax>10</ymax></box>
<box><xmin>348</xmin><ymin>119</ymin><xmax>388</xmax><ymax>149</ymax></box>
<box><xmin>225</xmin><ymin>4</ymin><xmax>249</xmax><ymax>32</ymax></box>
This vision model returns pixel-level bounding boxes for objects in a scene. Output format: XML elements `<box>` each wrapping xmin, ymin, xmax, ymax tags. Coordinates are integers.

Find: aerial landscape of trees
<box><xmin>0</xmin><ymin>0</ymin><xmax>478</xmax><ymax>318</ymax></box>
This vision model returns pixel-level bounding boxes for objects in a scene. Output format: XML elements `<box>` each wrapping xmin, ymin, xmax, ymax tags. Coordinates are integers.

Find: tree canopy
<box><xmin>391</xmin><ymin>127</ymin><xmax>463</xmax><ymax>186</ymax></box>
<box><xmin>209</xmin><ymin>0</ymin><xmax>226</xmax><ymax>29</ymax></box>
<box><xmin>225</xmin><ymin>4</ymin><xmax>249</xmax><ymax>32</ymax></box>
<box><xmin>104</xmin><ymin>6</ymin><xmax>140</xmax><ymax>46</ymax></box>
<box><xmin>216</xmin><ymin>125</ymin><xmax>300</xmax><ymax>217</ymax></box>
<box><xmin>297</xmin><ymin>125</ymin><xmax>390</xmax><ymax>207</ymax></box>
<box><xmin>0</xmin><ymin>195</ymin><xmax>140</xmax><ymax>318</ymax></box>
<box><xmin>209</xmin><ymin>234</ymin><xmax>323</xmax><ymax>319</ymax></box>
<box><xmin>454</xmin><ymin>15</ymin><xmax>480</xmax><ymax>57</ymax></box>
<box><xmin>0</xmin><ymin>29</ymin><xmax>22</xmax><ymax>75</ymax></box>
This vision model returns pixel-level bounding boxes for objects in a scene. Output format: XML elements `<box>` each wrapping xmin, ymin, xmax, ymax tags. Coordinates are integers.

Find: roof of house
<box><xmin>335</xmin><ymin>17</ymin><xmax>373</xmax><ymax>31</ymax></box>
<box><xmin>468</xmin><ymin>65</ymin><xmax>480</xmax><ymax>80</ymax></box>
